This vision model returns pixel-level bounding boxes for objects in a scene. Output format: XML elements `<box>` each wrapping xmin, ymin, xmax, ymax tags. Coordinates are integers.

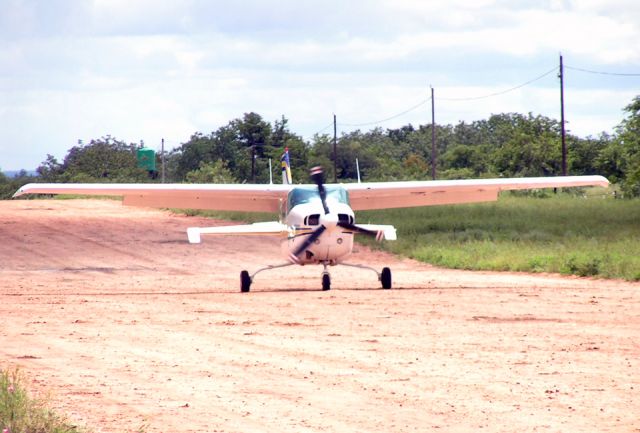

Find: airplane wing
<box><xmin>13</xmin><ymin>183</ymin><xmax>293</xmax><ymax>213</ymax></box>
<box><xmin>342</xmin><ymin>175</ymin><xmax>610</xmax><ymax>211</ymax></box>
<box><xmin>14</xmin><ymin>175</ymin><xmax>609</xmax><ymax>213</ymax></box>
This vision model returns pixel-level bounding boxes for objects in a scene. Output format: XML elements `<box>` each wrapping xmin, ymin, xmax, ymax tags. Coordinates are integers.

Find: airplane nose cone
<box><xmin>319</xmin><ymin>213</ymin><xmax>339</xmax><ymax>231</ymax></box>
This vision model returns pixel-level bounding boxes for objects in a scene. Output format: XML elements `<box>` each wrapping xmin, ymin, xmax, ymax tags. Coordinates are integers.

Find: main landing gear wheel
<box><xmin>381</xmin><ymin>267</ymin><xmax>392</xmax><ymax>289</ymax></box>
<box><xmin>322</xmin><ymin>273</ymin><xmax>331</xmax><ymax>291</ymax></box>
<box><xmin>240</xmin><ymin>270</ymin><xmax>251</xmax><ymax>293</ymax></box>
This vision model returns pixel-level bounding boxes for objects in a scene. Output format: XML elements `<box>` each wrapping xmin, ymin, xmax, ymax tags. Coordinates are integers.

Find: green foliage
<box><xmin>616</xmin><ymin>96</ymin><xmax>640</xmax><ymax>197</ymax></box>
<box><xmin>172</xmin><ymin>112</ymin><xmax>303</xmax><ymax>183</ymax></box>
<box><xmin>185</xmin><ymin>160</ymin><xmax>237</xmax><ymax>183</ymax></box>
<box><xmin>0</xmin><ymin>171</ymin><xmax>38</xmax><ymax>200</ymax></box>
<box><xmin>35</xmin><ymin>136</ymin><xmax>150</xmax><ymax>183</ymax></box>
<box><xmin>358</xmin><ymin>193</ymin><xmax>640</xmax><ymax>281</ymax></box>
<box><xmin>1</xmin><ymin>368</ymin><xmax>80</xmax><ymax>433</ymax></box>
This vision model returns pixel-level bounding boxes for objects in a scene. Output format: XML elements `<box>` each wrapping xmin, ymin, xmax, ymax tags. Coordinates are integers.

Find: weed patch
<box><xmin>1</xmin><ymin>368</ymin><xmax>80</xmax><ymax>433</ymax></box>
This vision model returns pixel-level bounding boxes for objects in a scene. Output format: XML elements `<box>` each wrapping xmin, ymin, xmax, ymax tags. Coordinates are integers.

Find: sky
<box><xmin>1</xmin><ymin>0</ymin><xmax>639</xmax><ymax>170</ymax></box>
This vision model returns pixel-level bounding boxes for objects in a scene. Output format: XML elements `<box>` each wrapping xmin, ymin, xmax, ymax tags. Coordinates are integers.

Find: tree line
<box><xmin>2</xmin><ymin>96</ymin><xmax>639</xmax><ymax>199</ymax></box>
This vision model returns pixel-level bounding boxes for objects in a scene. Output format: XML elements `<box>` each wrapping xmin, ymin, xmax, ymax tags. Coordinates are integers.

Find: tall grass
<box><xmin>357</xmin><ymin>193</ymin><xmax>640</xmax><ymax>281</ymax></box>
<box><xmin>1</xmin><ymin>368</ymin><xmax>79</xmax><ymax>433</ymax></box>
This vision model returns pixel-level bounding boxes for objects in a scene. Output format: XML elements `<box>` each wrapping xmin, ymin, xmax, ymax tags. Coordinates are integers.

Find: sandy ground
<box><xmin>0</xmin><ymin>199</ymin><xmax>638</xmax><ymax>433</ymax></box>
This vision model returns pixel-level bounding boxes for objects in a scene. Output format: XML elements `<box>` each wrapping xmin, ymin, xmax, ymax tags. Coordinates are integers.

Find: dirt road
<box><xmin>1</xmin><ymin>199</ymin><xmax>638</xmax><ymax>432</ymax></box>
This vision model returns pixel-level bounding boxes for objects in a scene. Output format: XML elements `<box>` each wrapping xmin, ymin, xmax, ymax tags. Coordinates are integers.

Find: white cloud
<box><xmin>1</xmin><ymin>0</ymin><xmax>639</xmax><ymax>170</ymax></box>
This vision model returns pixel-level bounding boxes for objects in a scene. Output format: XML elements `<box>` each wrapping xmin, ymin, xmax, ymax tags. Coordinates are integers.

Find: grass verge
<box><xmin>357</xmin><ymin>193</ymin><xmax>640</xmax><ymax>281</ymax></box>
<box><xmin>1</xmin><ymin>368</ymin><xmax>80</xmax><ymax>433</ymax></box>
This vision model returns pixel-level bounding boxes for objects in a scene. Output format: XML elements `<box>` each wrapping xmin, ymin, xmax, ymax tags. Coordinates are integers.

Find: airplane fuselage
<box><xmin>282</xmin><ymin>186</ymin><xmax>355</xmax><ymax>265</ymax></box>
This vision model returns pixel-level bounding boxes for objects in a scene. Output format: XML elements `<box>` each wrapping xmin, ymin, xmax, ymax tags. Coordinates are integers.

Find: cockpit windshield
<box><xmin>287</xmin><ymin>186</ymin><xmax>350</xmax><ymax>210</ymax></box>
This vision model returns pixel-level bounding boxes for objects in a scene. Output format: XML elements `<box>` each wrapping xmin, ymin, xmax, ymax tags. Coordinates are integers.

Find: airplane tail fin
<box><xmin>281</xmin><ymin>147</ymin><xmax>292</xmax><ymax>184</ymax></box>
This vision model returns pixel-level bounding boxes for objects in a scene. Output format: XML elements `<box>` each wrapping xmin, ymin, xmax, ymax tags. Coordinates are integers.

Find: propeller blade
<box><xmin>289</xmin><ymin>225</ymin><xmax>327</xmax><ymax>263</ymax></box>
<box><xmin>337</xmin><ymin>222</ymin><xmax>385</xmax><ymax>242</ymax></box>
<box><xmin>310</xmin><ymin>166</ymin><xmax>329</xmax><ymax>215</ymax></box>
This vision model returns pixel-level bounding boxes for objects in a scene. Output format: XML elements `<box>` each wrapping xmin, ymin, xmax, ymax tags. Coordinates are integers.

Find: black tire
<box><xmin>322</xmin><ymin>273</ymin><xmax>331</xmax><ymax>291</ymax></box>
<box><xmin>381</xmin><ymin>267</ymin><xmax>392</xmax><ymax>289</ymax></box>
<box><xmin>240</xmin><ymin>270</ymin><xmax>251</xmax><ymax>293</ymax></box>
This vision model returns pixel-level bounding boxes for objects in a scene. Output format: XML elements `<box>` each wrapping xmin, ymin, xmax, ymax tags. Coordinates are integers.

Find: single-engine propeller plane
<box><xmin>14</xmin><ymin>150</ymin><xmax>609</xmax><ymax>292</ymax></box>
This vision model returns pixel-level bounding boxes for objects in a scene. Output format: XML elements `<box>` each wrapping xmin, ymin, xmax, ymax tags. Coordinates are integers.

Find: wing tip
<box><xmin>12</xmin><ymin>184</ymin><xmax>32</xmax><ymax>198</ymax></box>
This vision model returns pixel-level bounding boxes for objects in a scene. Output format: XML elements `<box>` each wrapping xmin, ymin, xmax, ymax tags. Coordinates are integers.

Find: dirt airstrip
<box><xmin>0</xmin><ymin>199</ymin><xmax>638</xmax><ymax>433</ymax></box>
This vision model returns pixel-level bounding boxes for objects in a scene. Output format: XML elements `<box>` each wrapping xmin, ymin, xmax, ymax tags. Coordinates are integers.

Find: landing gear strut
<box><xmin>239</xmin><ymin>262</ymin><xmax>392</xmax><ymax>292</ymax></box>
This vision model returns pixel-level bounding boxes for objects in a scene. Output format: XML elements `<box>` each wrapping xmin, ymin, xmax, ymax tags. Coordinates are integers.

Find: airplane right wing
<box><xmin>343</xmin><ymin>175</ymin><xmax>609</xmax><ymax>211</ymax></box>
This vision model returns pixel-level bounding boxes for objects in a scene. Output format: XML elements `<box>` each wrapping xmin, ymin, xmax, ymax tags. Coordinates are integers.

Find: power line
<box><xmin>333</xmin><ymin>66</ymin><xmax>558</xmax><ymax>129</ymax></box>
<box><xmin>312</xmin><ymin>63</ymin><xmax>637</xmax><ymax>134</ymax></box>
<box><xmin>311</xmin><ymin>121</ymin><xmax>335</xmax><ymax>136</ymax></box>
<box><xmin>565</xmin><ymin>65</ymin><xmax>640</xmax><ymax>77</ymax></box>
<box><xmin>437</xmin><ymin>66</ymin><xmax>558</xmax><ymax>101</ymax></box>
<box><xmin>339</xmin><ymin>97</ymin><xmax>431</xmax><ymax>127</ymax></box>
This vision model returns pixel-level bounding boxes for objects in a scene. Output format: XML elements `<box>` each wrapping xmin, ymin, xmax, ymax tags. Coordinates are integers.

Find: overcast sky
<box><xmin>1</xmin><ymin>0</ymin><xmax>639</xmax><ymax>170</ymax></box>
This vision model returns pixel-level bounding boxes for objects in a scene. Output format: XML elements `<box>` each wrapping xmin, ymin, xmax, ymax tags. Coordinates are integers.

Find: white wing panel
<box><xmin>343</xmin><ymin>175</ymin><xmax>609</xmax><ymax>211</ymax></box>
<box><xmin>13</xmin><ymin>183</ymin><xmax>292</xmax><ymax>213</ymax></box>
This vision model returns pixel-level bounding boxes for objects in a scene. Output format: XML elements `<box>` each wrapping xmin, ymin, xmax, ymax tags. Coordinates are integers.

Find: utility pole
<box><xmin>431</xmin><ymin>86</ymin><xmax>436</xmax><ymax>180</ymax></box>
<box><xmin>161</xmin><ymin>138</ymin><xmax>165</xmax><ymax>183</ymax></box>
<box><xmin>333</xmin><ymin>114</ymin><xmax>337</xmax><ymax>183</ymax></box>
<box><xmin>251</xmin><ymin>145</ymin><xmax>256</xmax><ymax>183</ymax></box>
<box><xmin>559</xmin><ymin>54</ymin><xmax>567</xmax><ymax>176</ymax></box>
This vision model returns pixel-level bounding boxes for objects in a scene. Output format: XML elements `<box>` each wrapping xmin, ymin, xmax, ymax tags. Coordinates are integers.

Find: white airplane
<box><xmin>14</xmin><ymin>158</ymin><xmax>609</xmax><ymax>292</ymax></box>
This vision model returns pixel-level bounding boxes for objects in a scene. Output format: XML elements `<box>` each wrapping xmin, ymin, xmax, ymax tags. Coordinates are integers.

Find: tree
<box><xmin>36</xmin><ymin>154</ymin><xmax>64</xmax><ymax>181</ymax></box>
<box><xmin>185</xmin><ymin>160</ymin><xmax>237</xmax><ymax>183</ymax></box>
<box><xmin>46</xmin><ymin>136</ymin><xmax>149</xmax><ymax>182</ymax></box>
<box><xmin>616</xmin><ymin>96</ymin><xmax>640</xmax><ymax>196</ymax></box>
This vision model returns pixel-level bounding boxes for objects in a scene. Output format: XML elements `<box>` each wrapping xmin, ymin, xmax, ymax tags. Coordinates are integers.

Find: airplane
<box><xmin>13</xmin><ymin>150</ymin><xmax>609</xmax><ymax>292</ymax></box>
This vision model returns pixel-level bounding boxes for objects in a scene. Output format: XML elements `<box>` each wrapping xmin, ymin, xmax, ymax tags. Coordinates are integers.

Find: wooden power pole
<box><xmin>333</xmin><ymin>114</ymin><xmax>337</xmax><ymax>183</ymax></box>
<box><xmin>431</xmin><ymin>86</ymin><xmax>436</xmax><ymax>180</ymax></box>
<box><xmin>559</xmin><ymin>54</ymin><xmax>567</xmax><ymax>176</ymax></box>
<box><xmin>161</xmin><ymin>138</ymin><xmax>165</xmax><ymax>183</ymax></box>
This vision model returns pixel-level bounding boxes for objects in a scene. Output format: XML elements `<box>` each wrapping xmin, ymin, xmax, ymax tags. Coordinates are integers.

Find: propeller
<box><xmin>289</xmin><ymin>167</ymin><xmax>385</xmax><ymax>263</ymax></box>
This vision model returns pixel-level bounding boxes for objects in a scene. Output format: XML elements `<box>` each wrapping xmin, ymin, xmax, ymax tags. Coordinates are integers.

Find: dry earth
<box><xmin>1</xmin><ymin>199</ymin><xmax>638</xmax><ymax>433</ymax></box>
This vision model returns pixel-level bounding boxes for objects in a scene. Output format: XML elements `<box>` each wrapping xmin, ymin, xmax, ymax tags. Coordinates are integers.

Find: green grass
<box><xmin>1</xmin><ymin>368</ymin><xmax>80</xmax><ymax>433</ymax></box>
<box><xmin>357</xmin><ymin>192</ymin><xmax>640</xmax><ymax>281</ymax></box>
<box><xmin>174</xmin><ymin>208</ymin><xmax>277</xmax><ymax>223</ymax></box>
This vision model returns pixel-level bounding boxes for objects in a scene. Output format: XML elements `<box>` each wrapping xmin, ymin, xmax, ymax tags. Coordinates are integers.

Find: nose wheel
<box><xmin>322</xmin><ymin>272</ymin><xmax>331</xmax><ymax>291</ymax></box>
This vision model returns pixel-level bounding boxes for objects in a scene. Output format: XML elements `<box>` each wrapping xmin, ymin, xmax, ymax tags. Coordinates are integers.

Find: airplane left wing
<box><xmin>13</xmin><ymin>183</ymin><xmax>293</xmax><ymax>213</ymax></box>
<box><xmin>343</xmin><ymin>175</ymin><xmax>609</xmax><ymax>211</ymax></box>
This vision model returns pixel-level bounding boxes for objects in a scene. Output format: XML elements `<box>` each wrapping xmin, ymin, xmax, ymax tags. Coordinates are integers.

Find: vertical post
<box><xmin>251</xmin><ymin>145</ymin><xmax>256</xmax><ymax>183</ymax></box>
<box><xmin>161</xmin><ymin>138</ymin><xmax>165</xmax><ymax>183</ymax></box>
<box><xmin>333</xmin><ymin>114</ymin><xmax>337</xmax><ymax>183</ymax></box>
<box><xmin>431</xmin><ymin>86</ymin><xmax>436</xmax><ymax>180</ymax></box>
<box><xmin>559</xmin><ymin>54</ymin><xmax>567</xmax><ymax>176</ymax></box>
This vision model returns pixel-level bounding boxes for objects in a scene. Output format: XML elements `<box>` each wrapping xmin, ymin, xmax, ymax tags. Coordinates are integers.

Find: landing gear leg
<box><xmin>341</xmin><ymin>263</ymin><xmax>392</xmax><ymax>289</ymax></box>
<box><xmin>240</xmin><ymin>262</ymin><xmax>296</xmax><ymax>293</ymax></box>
